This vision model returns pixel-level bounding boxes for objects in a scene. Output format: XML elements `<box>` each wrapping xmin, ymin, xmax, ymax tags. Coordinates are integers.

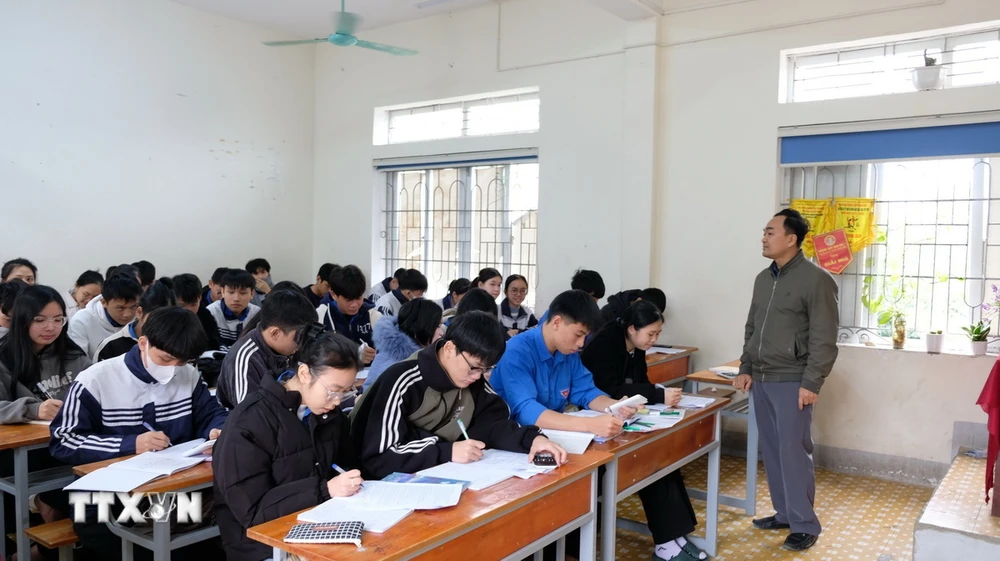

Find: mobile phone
<box><xmin>533</xmin><ymin>453</ymin><xmax>557</xmax><ymax>467</ymax></box>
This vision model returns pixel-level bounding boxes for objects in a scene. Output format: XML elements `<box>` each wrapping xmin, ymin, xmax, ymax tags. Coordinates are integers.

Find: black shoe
<box><xmin>782</xmin><ymin>533</ymin><xmax>818</xmax><ymax>551</ymax></box>
<box><xmin>751</xmin><ymin>515</ymin><xmax>790</xmax><ymax>530</ymax></box>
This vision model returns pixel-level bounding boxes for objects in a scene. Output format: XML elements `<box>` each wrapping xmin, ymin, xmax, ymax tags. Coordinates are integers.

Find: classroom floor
<box><xmin>918</xmin><ymin>452</ymin><xmax>1000</xmax><ymax>538</ymax></box>
<box><xmin>611</xmin><ymin>455</ymin><xmax>933</xmax><ymax>561</ymax></box>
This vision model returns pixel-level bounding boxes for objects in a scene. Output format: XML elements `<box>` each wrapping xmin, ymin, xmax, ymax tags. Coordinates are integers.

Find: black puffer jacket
<box><xmin>581</xmin><ymin>321</ymin><xmax>665</xmax><ymax>404</ymax></box>
<box><xmin>599</xmin><ymin>289</ymin><xmax>642</xmax><ymax>327</ymax></box>
<box><xmin>213</xmin><ymin>373</ymin><xmax>359</xmax><ymax>561</ymax></box>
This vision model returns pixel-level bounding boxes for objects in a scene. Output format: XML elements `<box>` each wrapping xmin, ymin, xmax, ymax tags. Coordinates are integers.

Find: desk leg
<box><xmin>599</xmin><ymin>460</ymin><xmax>616</xmax><ymax>561</ymax></box>
<box><xmin>746</xmin><ymin>392</ymin><xmax>758</xmax><ymax>516</ymax></box>
<box><xmin>0</xmin><ymin>483</ymin><xmax>6</xmax><ymax>560</ymax></box>
<box><xmin>704</xmin><ymin>417</ymin><xmax>721</xmax><ymax>558</ymax></box>
<box><xmin>152</xmin><ymin>522</ymin><xmax>170</xmax><ymax>561</ymax></box>
<box><xmin>14</xmin><ymin>446</ymin><xmax>31</xmax><ymax>561</ymax></box>
<box><xmin>533</xmin><ymin>551</ymin><xmax>543</xmax><ymax>561</ymax></box>
<box><xmin>579</xmin><ymin>469</ymin><xmax>599</xmax><ymax>561</ymax></box>
<box><xmin>556</xmin><ymin>536</ymin><xmax>566</xmax><ymax>561</ymax></box>
<box><xmin>272</xmin><ymin>546</ymin><xmax>289</xmax><ymax>560</ymax></box>
<box><xmin>121</xmin><ymin>530</ymin><xmax>134</xmax><ymax>561</ymax></box>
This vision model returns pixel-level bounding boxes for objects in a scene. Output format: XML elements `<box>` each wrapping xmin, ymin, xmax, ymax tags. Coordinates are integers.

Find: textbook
<box><xmin>284</xmin><ymin>521</ymin><xmax>364</xmax><ymax>546</ymax></box>
<box><xmin>298</xmin><ymin>503</ymin><xmax>412</xmax><ymax>533</ymax></box>
<box><xmin>65</xmin><ymin>439</ymin><xmax>211</xmax><ymax>493</ymax></box>
<box><xmin>382</xmin><ymin>471</ymin><xmax>471</xmax><ymax>490</ymax></box>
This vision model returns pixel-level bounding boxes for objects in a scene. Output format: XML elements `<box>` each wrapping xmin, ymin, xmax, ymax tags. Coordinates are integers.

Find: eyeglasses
<box><xmin>312</xmin><ymin>371</ymin><xmax>357</xmax><ymax>403</ymax></box>
<box><xmin>508</xmin><ymin>288</ymin><xmax>528</xmax><ymax>295</ymax></box>
<box><xmin>32</xmin><ymin>316</ymin><xmax>67</xmax><ymax>327</ymax></box>
<box><xmin>458</xmin><ymin>352</ymin><xmax>493</xmax><ymax>376</ymax></box>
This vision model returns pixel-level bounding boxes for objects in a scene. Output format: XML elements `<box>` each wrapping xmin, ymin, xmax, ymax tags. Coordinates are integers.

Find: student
<box><xmin>2</xmin><ymin>258</ymin><xmax>37</xmax><ymax>285</ymax></box>
<box><xmin>365</xmin><ymin>267</ymin><xmax>406</xmax><ymax>303</ymax></box>
<box><xmin>571</xmin><ymin>268</ymin><xmax>606</xmax><ymax>302</ymax></box>
<box><xmin>500</xmin><ymin>274</ymin><xmax>537</xmax><ymax>337</ymax></box>
<box><xmin>304</xmin><ymin>263</ymin><xmax>337</xmax><ymax>308</ymax></box>
<box><xmin>206</xmin><ymin>269</ymin><xmax>260</xmax><ymax>351</ymax></box>
<box><xmin>0</xmin><ymin>285</ymin><xmax>90</xmax><ymax>422</ymax></box>
<box><xmin>131</xmin><ymin>260</ymin><xmax>156</xmax><ymax>291</ymax></box>
<box><xmin>50</xmin><ymin>307</ymin><xmax>227</xmax><ymax>558</ymax></box>
<box><xmin>350</xmin><ymin>311</ymin><xmax>567</xmax><ymax>479</ymax></box>
<box><xmin>217</xmin><ymin>289</ymin><xmax>319</xmax><ymax>409</ymax></box>
<box><xmin>318</xmin><ymin>265</ymin><xmax>377</xmax><ymax>363</ymax></box>
<box><xmin>66</xmin><ymin>270</ymin><xmax>104</xmax><ymax>319</ymax></box>
<box><xmin>474</xmin><ymin>267</ymin><xmax>503</xmax><ymax>300</ymax></box>
<box><xmin>435</xmin><ymin>278</ymin><xmax>471</xmax><ymax>310</ymax></box>
<box><xmin>246</xmin><ymin>258</ymin><xmax>273</xmax><ymax>307</ymax></box>
<box><xmin>95</xmin><ymin>281</ymin><xmax>176</xmax><ymax>362</ymax></box>
<box><xmin>581</xmin><ymin>301</ymin><xmax>705</xmax><ymax>561</ymax></box>
<box><xmin>374</xmin><ymin>268</ymin><xmax>428</xmax><ymax>318</ymax></box>
<box><xmin>214</xmin><ymin>332</ymin><xmax>362</xmax><ymax>560</ymax></box>
<box><xmin>600</xmin><ymin>287</ymin><xmax>666</xmax><ymax>327</ymax></box>
<box><xmin>0</xmin><ymin>279</ymin><xmax>27</xmax><ymax>341</ymax></box>
<box><xmin>68</xmin><ymin>273</ymin><xmax>143</xmax><ymax>359</ymax></box>
<box><xmin>172</xmin><ymin>273</ymin><xmax>222</xmax><ymax>352</ymax></box>
<box><xmin>201</xmin><ymin>267</ymin><xmax>229</xmax><ymax>312</ymax></box>
<box><xmin>363</xmin><ymin>298</ymin><xmax>443</xmax><ymax>392</ymax></box>
<box><xmin>442</xmin><ymin>287</ymin><xmax>499</xmax><ymax>332</ymax></box>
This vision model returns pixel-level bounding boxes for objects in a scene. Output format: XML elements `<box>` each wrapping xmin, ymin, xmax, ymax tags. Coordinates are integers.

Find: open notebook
<box><xmin>65</xmin><ymin>438</ymin><xmax>213</xmax><ymax>493</ymax></box>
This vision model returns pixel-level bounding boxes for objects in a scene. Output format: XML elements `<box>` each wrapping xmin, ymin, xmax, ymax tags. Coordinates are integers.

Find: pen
<box><xmin>658</xmin><ymin>411</ymin><xmax>682</xmax><ymax>416</ymax></box>
<box><xmin>456</xmin><ymin>419</ymin><xmax>471</xmax><ymax>440</ymax></box>
<box><xmin>332</xmin><ymin>463</ymin><xmax>363</xmax><ymax>487</ymax></box>
<box><xmin>141</xmin><ymin>422</ymin><xmax>172</xmax><ymax>447</ymax></box>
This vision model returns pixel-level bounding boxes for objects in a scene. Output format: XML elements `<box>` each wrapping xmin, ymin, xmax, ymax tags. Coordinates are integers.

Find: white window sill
<box><xmin>837</xmin><ymin>341</ymin><xmax>998</xmax><ymax>358</ymax></box>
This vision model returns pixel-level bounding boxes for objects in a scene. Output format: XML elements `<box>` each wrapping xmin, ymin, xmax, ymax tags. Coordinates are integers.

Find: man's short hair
<box><xmin>259</xmin><ymin>289</ymin><xmax>318</xmax><ymax>333</ymax></box>
<box><xmin>774</xmin><ymin>208</ymin><xmax>809</xmax><ymax>248</ymax></box>
<box><xmin>131</xmin><ymin>261</ymin><xmax>156</xmax><ymax>286</ymax></box>
<box><xmin>443</xmin><ymin>311</ymin><xmax>506</xmax><ymax>367</ymax></box>
<box><xmin>170</xmin><ymin>274</ymin><xmax>203</xmax><ymax>304</ymax></box>
<box><xmin>220</xmin><ymin>269</ymin><xmax>255</xmax><ymax>291</ymax></box>
<box><xmin>570</xmin><ymin>269</ymin><xmax>605</xmax><ymax>299</ymax></box>
<box><xmin>399</xmin><ymin>269</ymin><xmax>428</xmax><ymax>293</ymax></box>
<box><xmin>456</xmin><ymin>288</ymin><xmax>498</xmax><ymax>316</ymax></box>
<box><xmin>639</xmin><ymin>288</ymin><xmax>666</xmax><ymax>313</ymax></box>
<box><xmin>245</xmin><ymin>258</ymin><xmax>271</xmax><ymax>274</ymax></box>
<box><xmin>328</xmin><ymin>265</ymin><xmax>367</xmax><ymax>300</ymax></box>
<box><xmin>317</xmin><ymin>263</ymin><xmax>337</xmax><ymax>281</ymax></box>
<box><xmin>102</xmin><ymin>274</ymin><xmax>143</xmax><ymax>303</ymax></box>
<box><xmin>142</xmin><ymin>307</ymin><xmax>209</xmax><ymax>362</ymax></box>
<box><xmin>546</xmin><ymin>289</ymin><xmax>602</xmax><ymax>332</ymax></box>
<box><xmin>210</xmin><ymin>267</ymin><xmax>229</xmax><ymax>284</ymax></box>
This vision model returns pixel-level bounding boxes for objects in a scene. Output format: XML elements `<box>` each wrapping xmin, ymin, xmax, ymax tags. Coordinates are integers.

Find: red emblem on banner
<box><xmin>813</xmin><ymin>229</ymin><xmax>853</xmax><ymax>274</ymax></box>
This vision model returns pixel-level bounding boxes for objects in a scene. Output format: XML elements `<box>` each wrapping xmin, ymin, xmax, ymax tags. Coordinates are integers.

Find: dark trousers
<box><xmin>752</xmin><ymin>380</ymin><xmax>822</xmax><ymax>536</ymax></box>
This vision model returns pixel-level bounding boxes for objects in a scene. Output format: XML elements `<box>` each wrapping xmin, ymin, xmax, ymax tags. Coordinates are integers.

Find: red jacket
<box><xmin>977</xmin><ymin>358</ymin><xmax>1000</xmax><ymax>503</ymax></box>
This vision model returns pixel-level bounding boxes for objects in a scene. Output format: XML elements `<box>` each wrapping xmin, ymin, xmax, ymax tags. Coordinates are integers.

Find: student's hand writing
<box><xmin>362</xmin><ymin>346</ymin><xmax>376</xmax><ymax>364</ymax></box>
<box><xmin>327</xmin><ymin>469</ymin><xmax>364</xmax><ymax>497</ymax></box>
<box><xmin>254</xmin><ymin>278</ymin><xmax>271</xmax><ymax>294</ymax></box>
<box><xmin>733</xmin><ymin>374</ymin><xmax>752</xmax><ymax>392</ymax></box>
<box><xmin>663</xmin><ymin>388</ymin><xmax>682</xmax><ymax>408</ymax></box>
<box><xmin>585</xmin><ymin>414</ymin><xmax>624</xmax><ymax>438</ymax></box>
<box><xmin>451</xmin><ymin>439</ymin><xmax>486</xmax><ymax>463</ymax></box>
<box><xmin>136</xmin><ymin>431</ymin><xmax>171</xmax><ymax>453</ymax></box>
<box><xmin>529</xmin><ymin>436</ymin><xmax>568</xmax><ymax>466</ymax></box>
<box><xmin>37</xmin><ymin>399</ymin><xmax>63</xmax><ymax>420</ymax></box>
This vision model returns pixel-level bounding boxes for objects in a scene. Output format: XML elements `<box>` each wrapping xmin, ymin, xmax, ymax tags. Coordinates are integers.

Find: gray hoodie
<box><xmin>0</xmin><ymin>345</ymin><xmax>92</xmax><ymax>423</ymax></box>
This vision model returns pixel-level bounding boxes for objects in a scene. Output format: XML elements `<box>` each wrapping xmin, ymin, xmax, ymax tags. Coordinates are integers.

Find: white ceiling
<box><xmin>169</xmin><ymin>0</ymin><xmax>497</xmax><ymax>37</ymax></box>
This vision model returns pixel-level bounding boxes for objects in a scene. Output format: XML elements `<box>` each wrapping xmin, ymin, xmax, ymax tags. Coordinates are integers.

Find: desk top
<box><xmin>686</xmin><ymin>360</ymin><xmax>740</xmax><ymax>385</ymax></box>
<box><xmin>247</xmin><ymin>449</ymin><xmax>613</xmax><ymax>561</ymax></box>
<box><xmin>645</xmin><ymin>346</ymin><xmax>698</xmax><ymax>364</ymax></box>
<box><xmin>590</xmin><ymin>396</ymin><xmax>729</xmax><ymax>456</ymax></box>
<box><xmin>0</xmin><ymin>423</ymin><xmax>52</xmax><ymax>451</ymax></box>
<box><xmin>73</xmin><ymin>457</ymin><xmax>213</xmax><ymax>494</ymax></box>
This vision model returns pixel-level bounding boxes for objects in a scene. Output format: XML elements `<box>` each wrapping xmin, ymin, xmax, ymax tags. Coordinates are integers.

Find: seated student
<box><xmin>246</xmin><ymin>258</ymin><xmax>273</xmax><ymax>307</ymax></box>
<box><xmin>374</xmin><ymin>268</ymin><xmax>428</xmax><ymax>319</ymax></box>
<box><xmin>434</xmin><ymin>277</ymin><xmax>471</xmax><ymax>310</ymax></box>
<box><xmin>443</xmin><ymin>287</ymin><xmax>499</xmax><ymax>332</ymax></box>
<box><xmin>0</xmin><ymin>279</ymin><xmax>27</xmax><ymax>341</ymax></box>
<box><xmin>580</xmin><ymin>301</ymin><xmax>705</xmax><ymax>561</ymax></box>
<box><xmin>131</xmin><ymin>260</ymin><xmax>156</xmax><ymax>291</ymax></box>
<box><xmin>200</xmin><ymin>266</ymin><xmax>228</xmax><ymax>311</ymax></box>
<box><xmin>217</xmin><ymin>289</ymin><xmax>319</xmax><ymax>409</ymax></box>
<box><xmin>474</xmin><ymin>267</ymin><xmax>503</xmax><ymax>300</ymax></box>
<box><xmin>68</xmin><ymin>273</ymin><xmax>143</xmax><ymax>359</ymax></box>
<box><xmin>304</xmin><ymin>262</ymin><xmax>337</xmax><ymax>308</ymax></box>
<box><xmin>172</xmin><ymin>273</ymin><xmax>222</xmax><ymax>352</ymax></box>
<box><xmin>538</xmin><ymin>268</ymin><xmax>608</xmax><ymax>325</ymax></box>
<box><xmin>0</xmin><ymin>285</ymin><xmax>91</xmax><ymax>422</ymax></box>
<box><xmin>214</xmin><ymin>332</ymin><xmax>363</xmax><ymax>560</ymax></box>
<box><xmin>363</xmin><ymin>298</ymin><xmax>443</xmax><ymax>392</ymax></box>
<box><xmin>50</xmin><ymin>307</ymin><xmax>227</xmax><ymax>558</ymax></box>
<box><xmin>500</xmin><ymin>274</ymin><xmax>537</xmax><ymax>338</ymax></box>
<box><xmin>600</xmin><ymin>287</ymin><xmax>666</xmax><ymax>327</ymax></box>
<box><xmin>66</xmin><ymin>270</ymin><xmax>103</xmax><ymax>319</ymax></box>
<box><xmin>94</xmin><ymin>281</ymin><xmax>176</xmax><ymax>361</ymax></box>
<box><xmin>365</xmin><ymin>267</ymin><xmax>405</xmax><ymax>303</ymax></box>
<box><xmin>318</xmin><ymin>265</ymin><xmax>377</xmax><ymax>363</ymax></box>
<box><xmin>350</xmin><ymin>311</ymin><xmax>567</xmax><ymax>479</ymax></box>
<box><xmin>2</xmin><ymin>258</ymin><xmax>37</xmax><ymax>285</ymax></box>
<box><xmin>206</xmin><ymin>269</ymin><xmax>261</xmax><ymax>351</ymax></box>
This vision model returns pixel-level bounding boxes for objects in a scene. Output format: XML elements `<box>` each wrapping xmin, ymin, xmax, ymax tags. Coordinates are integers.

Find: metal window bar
<box><xmin>780</xmin><ymin>158</ymin><xmax>995</xmax><ymax>345</ymax></box>
<box><xmin>387</xmin><ymin>93</ymin><xmax>540</xmax><ymax>144</ymax></box>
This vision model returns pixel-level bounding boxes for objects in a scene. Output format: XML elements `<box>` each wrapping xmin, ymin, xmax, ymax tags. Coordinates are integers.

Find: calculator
<box><xmin>533</xmin><ymin>453</ymin><xmax>557</xmax><ymax>466</ymax></box>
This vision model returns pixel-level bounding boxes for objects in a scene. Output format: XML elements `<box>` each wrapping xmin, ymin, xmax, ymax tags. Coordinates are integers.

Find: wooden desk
<box><xmin>0</xmin><ymin>423</ymin><xmax>75</xmax><ymax>561</ymax></box>
<box><xmin>248</xmin><ymin>450</ymin><xmax>613</xmax><ymax>561</ymax></box>
<box><xmin>592</xmin><ymin>396</ymin><xmax>728</xmax><ymax>558</ymax></box>
<box><xmin>686</xmin><ymin>360</ymin><xmax>757</xmax><ymax>516</ymax></box>
<box><xmin>73</xmin><ymin>455</ymin><xmax>217</xmax><ymax>561</ymax></box>
<box><xmin>645</xmin><ymin>346</ymin><xmax>698</xmax><ymax>385</ymax></box>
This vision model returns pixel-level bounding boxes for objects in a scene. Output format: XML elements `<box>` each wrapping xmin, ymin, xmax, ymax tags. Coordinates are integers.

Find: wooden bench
<box><xmin>24</xmin><ymin>519</ymin><xmax>78</xmax><ymax>561</ymax></box>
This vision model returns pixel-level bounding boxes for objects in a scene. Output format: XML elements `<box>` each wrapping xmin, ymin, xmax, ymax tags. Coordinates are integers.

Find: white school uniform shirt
<box><xmin>68</xmin><ymin>296</ymin><xmax>120</xmax><ymax>360</ymax></box>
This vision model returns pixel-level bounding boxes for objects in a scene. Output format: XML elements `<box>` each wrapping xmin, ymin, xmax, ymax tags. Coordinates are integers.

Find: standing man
<box><xmin>733</xmin><ymin>208</ymin><xmax>839</xmax><ymax>552</ymax></box>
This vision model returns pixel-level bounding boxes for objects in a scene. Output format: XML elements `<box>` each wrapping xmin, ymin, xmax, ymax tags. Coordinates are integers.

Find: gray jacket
<box><xmin>739</xmin><ymin>251</ymin><xmax>840</xmax><ymax>393</ymax></box>
<box><xmin>0</xmin><ymin>345</ymin><xmax>92</xmax><ymax>423</ymax></box>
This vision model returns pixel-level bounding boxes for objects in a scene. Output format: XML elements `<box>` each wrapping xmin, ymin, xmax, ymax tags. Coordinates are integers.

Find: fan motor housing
<box><xmin>328</xmin><ymin>33</ymin><xmax>358</xmax><ymax>47</ymax></box>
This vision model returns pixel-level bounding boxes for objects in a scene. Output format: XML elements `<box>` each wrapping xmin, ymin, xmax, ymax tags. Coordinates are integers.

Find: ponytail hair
<box><xmin>618</xmin><ymin>300</ymin><xmax>664</xmax><ymax>331</ymax></box>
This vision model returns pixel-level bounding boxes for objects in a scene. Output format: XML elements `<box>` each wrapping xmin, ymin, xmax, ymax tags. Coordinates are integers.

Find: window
<box><xmin>783</xmin><ymin>23</ymin><xmax>1000</xmax><ymax>103</ymax></box>
<box><xmin>781</xmin><ymin>157</ymin><xmax>995</xmax><ymax>346</ymax></box>
<box><xmin>382</xmin><ymin>90</ymin><xmax>540</xmax><ymax>144</ymax></box>
<box><xmin>380</xmin><ymin>159</ymin><xmax>539</xmax><ymax>307</ymax></box>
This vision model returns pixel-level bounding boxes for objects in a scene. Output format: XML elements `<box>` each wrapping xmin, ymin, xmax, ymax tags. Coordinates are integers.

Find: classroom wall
<box><xmin>656</xmin><ymin>0</ymin><xmax>1000</xmax><ymax>481</ymax></box>
<box><xmin>0</xmin><ymin>0</ymin><xmax>317</xmax><ymax>291</ymax></box>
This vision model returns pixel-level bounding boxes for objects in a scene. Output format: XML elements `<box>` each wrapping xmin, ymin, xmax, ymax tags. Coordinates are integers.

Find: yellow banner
<box><xmin>789</xmin><ymin>199</ymin><xmax>833</xmax><ymax>258</ymax></box>
<box><xmin>831</xmin><ymin>198</ymin><xmax>877</xmax><ymax>254</ymax></box>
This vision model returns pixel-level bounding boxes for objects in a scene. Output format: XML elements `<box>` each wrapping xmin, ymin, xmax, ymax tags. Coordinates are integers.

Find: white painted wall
<box><xmin>0</xmin><ymin>0</ymin><xmax>316</xmax><ymax>291</ymax></box>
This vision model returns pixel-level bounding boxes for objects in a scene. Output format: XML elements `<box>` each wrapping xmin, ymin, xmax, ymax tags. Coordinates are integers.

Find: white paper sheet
<box><xmin>541</xmin><ymin>429</ymin><xmax>595</xmax><ymax>454</ymax></box>
<box><xmin>418</xmin><ymin>462</ymin><xmax>513</xmax><ymax>491</ymax></box>
<box><xmin>328</xmin><ymin>481</ymin><xmax>463</xmax><ymax>511</ymax></box>
<box><xmin>297</xmin><ymin>503</ymin><xmax>412</xmax><ymax>533</ymax></box>
<box><xmin>648</xmin><ymin>346</ymin><xmax>684</xmax><ymax>355</ymax></box>
<box><xmin>677</xmin><ymin>395</ymin><xmax>715</xmax><ymax>409</ymax></box>
<box><xmin>477</xmin><ymin>449</ymin><xmax>554</xmax><ymax>475</ymax></box>
<box><xmin>65</xmin><ymin>468</ymin><xmax>160</xmax><ymax>493</ymax></box>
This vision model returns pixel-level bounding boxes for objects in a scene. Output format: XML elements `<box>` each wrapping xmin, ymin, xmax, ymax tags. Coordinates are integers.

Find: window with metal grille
<box><xmin>781</xmin><ymin>158</ymin><xmax>995</xmax><ymax>346</ymax></box>
<box><xmin>783</xmin><ymin>24</ymin><xmax>1000</xmax><ymax>103</ymax></box>
<box><xmin>385</xmin><ymin>91</ymin><xmax>540</xmax><ymax>144</ymax></box>
<box><xmin>381</xmin><ymin>160</ymin><xmax>539</xmax><ymax>307</ymax></box>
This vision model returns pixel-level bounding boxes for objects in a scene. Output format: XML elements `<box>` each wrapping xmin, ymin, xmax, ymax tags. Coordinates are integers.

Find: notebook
<box><xmin>65</xmin><ymin>439</ymin><xmax>211</xmax><ymax>492</ymax></box>
<box><xmin>417</xmin><ymin>462</ymin><xmax>513</xmax><ymax>491</ymax></box>
<box><xmin>540</xmin><ymin>428</ymin><xmax>595</xmax><ymax>454</ymax></box>
<box><xmin>298</xmin><ymin>503</ymin><xmax>411</xmax><ymax>533</ymax></box>
<box><xmin>284</xmin><ymin>521</ymin><xmax>364</xmax><ymax>546</ymax></box>
<box><xmin>382</xmin><ymin>472</ymin><xmax>471</xmax><ymax>490</ymax></box>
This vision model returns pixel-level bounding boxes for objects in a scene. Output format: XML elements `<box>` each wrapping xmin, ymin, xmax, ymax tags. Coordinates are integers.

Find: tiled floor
<box><xmin>918</xmin><ymin>452</ymin><xmax>1000</xmax><ymax>539</ymax></box>
<box><xmin>611</xmin><ymin>455</ymin><xmax>933</xmax><ymax>561</ymax></box>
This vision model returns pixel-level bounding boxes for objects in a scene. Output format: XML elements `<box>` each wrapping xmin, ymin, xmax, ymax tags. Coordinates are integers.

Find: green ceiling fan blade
<box><xmin>354</xmin><ymin>40</ymin><xmax>418</xmax><ymax>56</ymax></box>
<box><xmin>262</xmin><ymin>38</ymin><xmax>328</xmax><ymax>47</ymax></box>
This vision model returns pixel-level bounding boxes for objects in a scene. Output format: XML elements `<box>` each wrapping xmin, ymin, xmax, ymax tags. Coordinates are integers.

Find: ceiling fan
<box><xmin>262</xmin><ymin>0</ymin><xmax>417</xmax><ymax>56</ymax></box>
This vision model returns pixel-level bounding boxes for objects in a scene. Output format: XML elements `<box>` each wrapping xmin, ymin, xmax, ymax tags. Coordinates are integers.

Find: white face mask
<box><xmin>142</xmin><ymin>342</ymin><xmax>176</xmax><ymax>384</ymax></box>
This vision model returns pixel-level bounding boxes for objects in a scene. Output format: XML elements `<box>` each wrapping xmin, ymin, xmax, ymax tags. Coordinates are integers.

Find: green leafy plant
<box><xmin>962</xmin><ymin>321</ymin><xmax>991</xmax><ymax>342</ymax></box>
<box><xmin>928</xmin><ymin>330</ymin><xmax>943</xmax><ymax>335</ymax></box>
<box><xmin>862</xmin><ymin>275</ymin><xmax>912</xmax><ymax>326</ymax></box>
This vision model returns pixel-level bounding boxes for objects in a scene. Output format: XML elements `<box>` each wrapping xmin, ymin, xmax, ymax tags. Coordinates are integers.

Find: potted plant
<box><xmin>912</xmin><ymin>49</ymin><xmax>945</xmax><ymax>91</ymax></box>
<box><xmin>962</xmin><ymin>321</ymin><xmax>991</xmax><ymax>356</ymax></box>
<box><xmin>925</xmin><ymin>330</ymin><xmax>943</xmax><ymax>354</ymax></box>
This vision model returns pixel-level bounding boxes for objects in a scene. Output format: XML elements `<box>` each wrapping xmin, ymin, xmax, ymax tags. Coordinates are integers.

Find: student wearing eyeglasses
<box><xmin>500</xmin><ymin>274</ymin><xmax>537</xmax><ymax>338</ymax></box>
<box><xmin>213</xmin><ymin>332</ymin><xmax>364</xmax><ymax>561</ymax></box>
<box><xmin>349</xmin><ymin>311</ymin><xmax>567</xmax><ymax>480</ymax></box>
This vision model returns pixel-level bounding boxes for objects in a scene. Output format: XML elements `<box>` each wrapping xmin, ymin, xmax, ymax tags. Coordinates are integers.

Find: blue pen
<box><xmin>456</xmin><ymin>419</ymin><xmax>471</xmax><ymax>440</ymax></box>
<box><xmin>141</xmin><ymin>422</ymin><xmax>172</xmax><ymax>447</ymax></box>
<box><xmin>332</xmin><ymin>463</ymin><xmax>363</xmax><ymax>488</ymax></box>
